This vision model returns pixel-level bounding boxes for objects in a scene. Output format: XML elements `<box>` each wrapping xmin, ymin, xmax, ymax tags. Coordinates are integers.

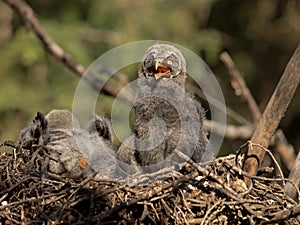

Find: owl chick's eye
<box><xmin>167</xmin><ymin>60</ymin><xmax>173</xmax><ymax>65</ymax></box>
<box><xmin>145</xmin><ymin>59</ymin><xmax>153</xmax><ymax>67</ymax></box>
<box><xmin>165</xmin><ymin>54</ymin><xmax>179</xmax><ymax>68</ymax></box>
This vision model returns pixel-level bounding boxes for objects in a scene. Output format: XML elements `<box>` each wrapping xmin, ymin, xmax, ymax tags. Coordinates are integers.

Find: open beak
<box><xmin>155</xmin><ymin>60</ymin><xmax>162</xmax><ymax>70</ymax></box>
<box><xmin>152</xmin><ymin>60</ymin><xmax>171</xmax><ymax>80</ymax></box>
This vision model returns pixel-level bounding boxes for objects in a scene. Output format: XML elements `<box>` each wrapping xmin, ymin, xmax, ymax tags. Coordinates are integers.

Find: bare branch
<box><xmin>273</xmin><ymin>130</ymin><xmax>295</xmax><ymax>171</ymax></box>
<box><xmin>219</xmin><ymin>51</ymin><xmax>261</xmax><ymax>123</ymax></box>
<box><xmin>220</xmin><ymin>51</ymin><xmax>296</xmax><ymax>172</ymax></box>
<box><xmin>203</xmin><ymin>120</ymin><xmax>254</xmax><ymax>140</ymax></box>
<box><xmin>285</xmin><ymin>148</ymin><xmax>300</xmax><ymax>199</ymax></box>
<box><xmin>3</xmin><ymin>0</ymin><xmax>133</xmax><ymax>103</ymax></box>
<box><xmin>262</xmin><ymin>203</ymin><xmax>300</xmax><ymax>224</ymax></box>
<box><xmin>243</xmin><ymin>43</ymin><xmax>300</xmax><ymax>176</ymax></box>
<box><xmin>187</xmin><ymin>83</ymin><xmax>251</xmax><ymax>125</ymax></box>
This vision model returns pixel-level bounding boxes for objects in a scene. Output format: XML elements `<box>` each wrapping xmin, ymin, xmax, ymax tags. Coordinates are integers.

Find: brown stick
<box><xmin>243</xmin><ymin>44</ymin><xmax>300</xmax><ymax>176</ymax></box>
<box><xmin>187</xmin><ymin>82</ymin><xmax>251</xmax><ymax>125</ymax></box>
<box><xmin>3</xmin><ymin>0</ymin><xmax>133</xmax><ymax>102</ymax></box>
<box><xmin>262</xmin><ymin>203</ymin><xmax>300</xmax><ymax>224</ymax></box>
<box><xmin>220</xmin><ymin>51</ymin><xmax>296</xmax><ymax>171</ymax></box>
<box><xmin>285</xmin><ymin>148</ymin><xmax>300</xmax><ymax>199</ymax></box>
<box><xmin>273</xmin><ymin>130</ymin><xmax>295</xmax><ymax>171</ymax></box>
<box><xmin>203</xmin><ymin>120</ymin><xmax>254</xmax><ymax>140</ymax></box>
<box><xmin>219</xmin><ymin>52</ymin><xmax>261</xmax><ymax>123</ymax></box>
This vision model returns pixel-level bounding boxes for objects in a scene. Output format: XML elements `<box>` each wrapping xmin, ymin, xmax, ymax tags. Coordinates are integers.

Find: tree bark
<box><xmin>243</xmin><ymin>44</ymin><xmax>300</xmax><ymax>176</ymax></box>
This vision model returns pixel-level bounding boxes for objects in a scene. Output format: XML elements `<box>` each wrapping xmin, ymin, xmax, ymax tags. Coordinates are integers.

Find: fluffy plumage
<box><xmin>118</xmin><ymin>43</ymin><xmax>208</xmax><ymax>173</ymax></box>
<box><xmin>19</xmin><ymin>110</ymin><xmax>120</xmax><ymax>179</ymax></box>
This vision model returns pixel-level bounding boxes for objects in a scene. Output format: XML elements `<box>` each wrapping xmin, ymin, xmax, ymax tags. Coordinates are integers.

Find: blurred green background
<box><xmin>0</xmin><ymin>0</ymin><xmax>299</xmax><ymax>152</ymax></box>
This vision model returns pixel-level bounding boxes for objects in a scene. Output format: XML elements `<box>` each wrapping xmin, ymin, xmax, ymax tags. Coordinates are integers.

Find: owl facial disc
<box><xmin>140</xmin><ymin>43</ymin><xmax>186</xmax><ymax>80</ymax></box>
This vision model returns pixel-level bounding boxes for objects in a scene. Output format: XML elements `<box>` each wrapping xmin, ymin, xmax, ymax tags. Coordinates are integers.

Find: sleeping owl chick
<box><xmin>44</xmin><ymin>109</ymin><xmax>93</xmax><ymax>178</ymax></box>
<box><xmin>46</xmin><ymin>110</ymin><xmax>121</xmax><ymax>179</ymax></box>
<box><xmin>117</xmin><ymin>43</ymin><xmax>208</xmax><ymax>174</ymax></box>
<box><xmin>19</xmin><ymin>109</ymin><xmax>120</xmax><ymax>179</ymax></box>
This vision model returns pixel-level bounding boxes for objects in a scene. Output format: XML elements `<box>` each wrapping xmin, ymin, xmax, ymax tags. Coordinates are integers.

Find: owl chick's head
<box><xmin>139</xmin><ymin>43</ymin><xmax>186</xmax><ymax>81</ymax></box>
<box><xmin>46</xmin><ymin>109</ymin><xmax>80</xmax><ymax>130</ymax></box>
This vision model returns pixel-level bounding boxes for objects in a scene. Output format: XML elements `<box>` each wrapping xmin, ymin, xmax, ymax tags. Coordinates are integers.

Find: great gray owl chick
<box><xmin>43</xmin><ymin>109</ymin><xmax>93</xmax><ymax>178</ymax></box>
<box><xmin>19</xmin><ymin>110</ymin><xmax>120</xmax><ymax>179</ymax></box>
<box><xmin>117</xmin><ymin>43</ymin><xmax>208</xmax><ymax>174</ymax></box>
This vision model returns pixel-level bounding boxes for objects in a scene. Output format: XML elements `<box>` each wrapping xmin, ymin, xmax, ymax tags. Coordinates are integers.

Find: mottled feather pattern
<box><xmin>118</xmin><ymin>43</ymin><xmax>209</xmax><ymax>174</ymax></box>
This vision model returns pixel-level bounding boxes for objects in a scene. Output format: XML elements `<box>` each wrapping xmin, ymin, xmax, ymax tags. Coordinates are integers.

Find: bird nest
<box><xmin>0</xmin><ymin>141</ymin><xmax>300</xmax><ymax>224</ymax></box>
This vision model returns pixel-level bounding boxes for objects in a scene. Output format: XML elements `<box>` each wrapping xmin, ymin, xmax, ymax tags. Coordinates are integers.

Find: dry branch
<box><xmin>219</xmin><ymin>51</ymin><xmax>261</xmax><ymax>123</ymax></box>
<box><xmin>220</xmin><ymin>51</ymin><xmax>296</xmax><ymax>171</ymax></box>
<box><xmin>273</xmin><ymin>129</ymin><xmax>295</xmax><ymax>171</ymax></box>
<box><xmin>203</xmin><ymin>120</ymin><xmax>254</xmax><ymax>140</ymax></box>
<box><xmin>187</xmin><ymin>82</ymin><xmax>251</xmax><ymax>125</ymax></box>
<box><xmin>285</xmin><ymin>148</ymin><xmax>300</xmax><ymax>199</ymax></box>
<box><xmin>3</xmin><ymin>0</ymin><xmax>133</xmax><ymax>102</ymax></box>
<box><xmin>243</xmin><ymin>43</ymin><xmax>300</xmax><ymax>176</ymax></box>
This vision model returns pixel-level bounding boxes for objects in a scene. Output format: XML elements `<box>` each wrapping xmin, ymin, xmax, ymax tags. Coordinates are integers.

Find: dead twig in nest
<box><xmin>1</xmin><ymin>140</ymin><xmax>300</xmax><ymax>224</ymax></box>
<box><xmin>285</xmin><ymin>148</ymin><xmax>300</xmax><ymax>199</ymax></box>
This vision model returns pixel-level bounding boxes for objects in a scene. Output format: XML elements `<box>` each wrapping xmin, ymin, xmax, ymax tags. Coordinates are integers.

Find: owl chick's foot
<box><xmin>88</xmin><ymin>115</ymin><xmax>113</xmax><ymax>143</ymax></box>
<box><xmin>18</xmin><ymin>111</ymin><xmax>47</xmax><ymax>148</ymax></box>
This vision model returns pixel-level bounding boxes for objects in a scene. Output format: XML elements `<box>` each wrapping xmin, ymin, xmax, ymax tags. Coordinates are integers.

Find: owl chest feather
<box><xmin>134</xmin><ymin>96</ymin><xmax>181</xmax><ymax>136</ymax></box>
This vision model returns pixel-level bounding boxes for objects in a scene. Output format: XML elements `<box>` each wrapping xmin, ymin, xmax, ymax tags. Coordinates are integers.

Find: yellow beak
<box><xmin>154</xmin><ymin>73</ymin><xmax>161</xmax><ymax>80</ymax></box>
<box><xmin>153</xmin><ymin>60</ymin><xmax>172</xmax><ymax>80</ymax></box>
<box><xmin>154</xmin><ymin>60</ymin><xmax>164</xmax><ymax>80</ymax></box>
<box><xmin>155</xmin><ymin>60</ymin><xmax>163</xmax><ymax>70</ymax></box>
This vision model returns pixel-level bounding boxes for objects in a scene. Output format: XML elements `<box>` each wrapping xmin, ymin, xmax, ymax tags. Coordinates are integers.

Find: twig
<box><xmin>1</xmin><ymin>140</ymin><xmax>17</xmax><ymax>148</ymax></box>
<box><xmin>220</xmin><ymin>52</ymin><xmax>296</xmax><ymax>169</ymax></box>
<box><xmin>248</xmin><ymin>142</ymin><xmax>285</xmax><ymax>185</ymax></box>
<box><xmin>173</xmin><ymin>149</ymin><xmax>300</xmax><ymax>222</ymax></box>
<box><xmin>285</xmin><ymin>148</ymin><xmax>300</xmax><ymax>199</ymax></box>
<box><xmin>219</xmin><ymin>51</ymin><xmax>261</xmax><ymax>123</ymax></box>
<box><xmin>204</xmin><ymin>205</ymin><xmax>227</xmax><ymax>225</ymax></box>
<box><xmin>2</xmin><ymin>141</ymin><xmax>300</xmax><ymax>223</ymax></box>
<box><xmin>67</xmin><ymin>174</ymin><xmax>96</xmax><ymax>201</ymax></box>
<box><xmin>161</xmin><ymin>198</ymin><xmax>173</xmax><ymax>217</ymax></box>
<box><xmin>3</xmin><ymin>0</ymin><xmax>133</xmax><ymax>102</ymax></box>
<box><xmin>187</xmin><ymin>83</ymin><xmax>251</xmax><ymax>125</ymax></box>
<box><xmin>96</xmin><ymin>171</ymin><xmax>198</xmax><ymax>220</ymax></box>
<box><xmin>243</xmin><ymin>43</ymin><xmax>300</xmax><ymax>176</ymax></box>
<box><xmin>262</xmin><ymin>203</ymin><xmax>300</xmax><ymax>224</ymax></box>
<box><xmin>273</xmin><ymin>130</ymin><xmax>295</xmax><ymax>171</ymax></box>
<box><xmin>201</xmin><ymin>200</ymin><xmax>224</xmax><ymax>225</ymax></box>
<box><xmin>203</xmin><ymin>120</ymin><xmax>254</xmax><ymax>140</ymax></box>
<box><xmin>174</xmin><ymin>149</ymin><xmax>249</xmax><ymax>201</ymax></box>
<box><xmin>228</xmin><ymin>158</ymin><xmax>299</xmax><ymax>201</ymax></box>
<box><xmin>0</xmin><ymin>192</ymin><xmax>68</xmax><ymax>211</ymax></box>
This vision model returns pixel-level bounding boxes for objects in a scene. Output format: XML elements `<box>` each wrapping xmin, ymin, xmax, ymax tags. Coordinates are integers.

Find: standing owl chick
<box><xmin>117</xmin><ymin>43</ymin><xmax>208</xmax><ymax>174</ymax></box>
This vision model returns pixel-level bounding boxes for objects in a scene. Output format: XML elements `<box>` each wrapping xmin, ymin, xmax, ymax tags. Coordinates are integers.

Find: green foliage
<box><xmin>0</xmin><ymin>0</ymin><xmax>299</xmax><ymax>152</ymax></box>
